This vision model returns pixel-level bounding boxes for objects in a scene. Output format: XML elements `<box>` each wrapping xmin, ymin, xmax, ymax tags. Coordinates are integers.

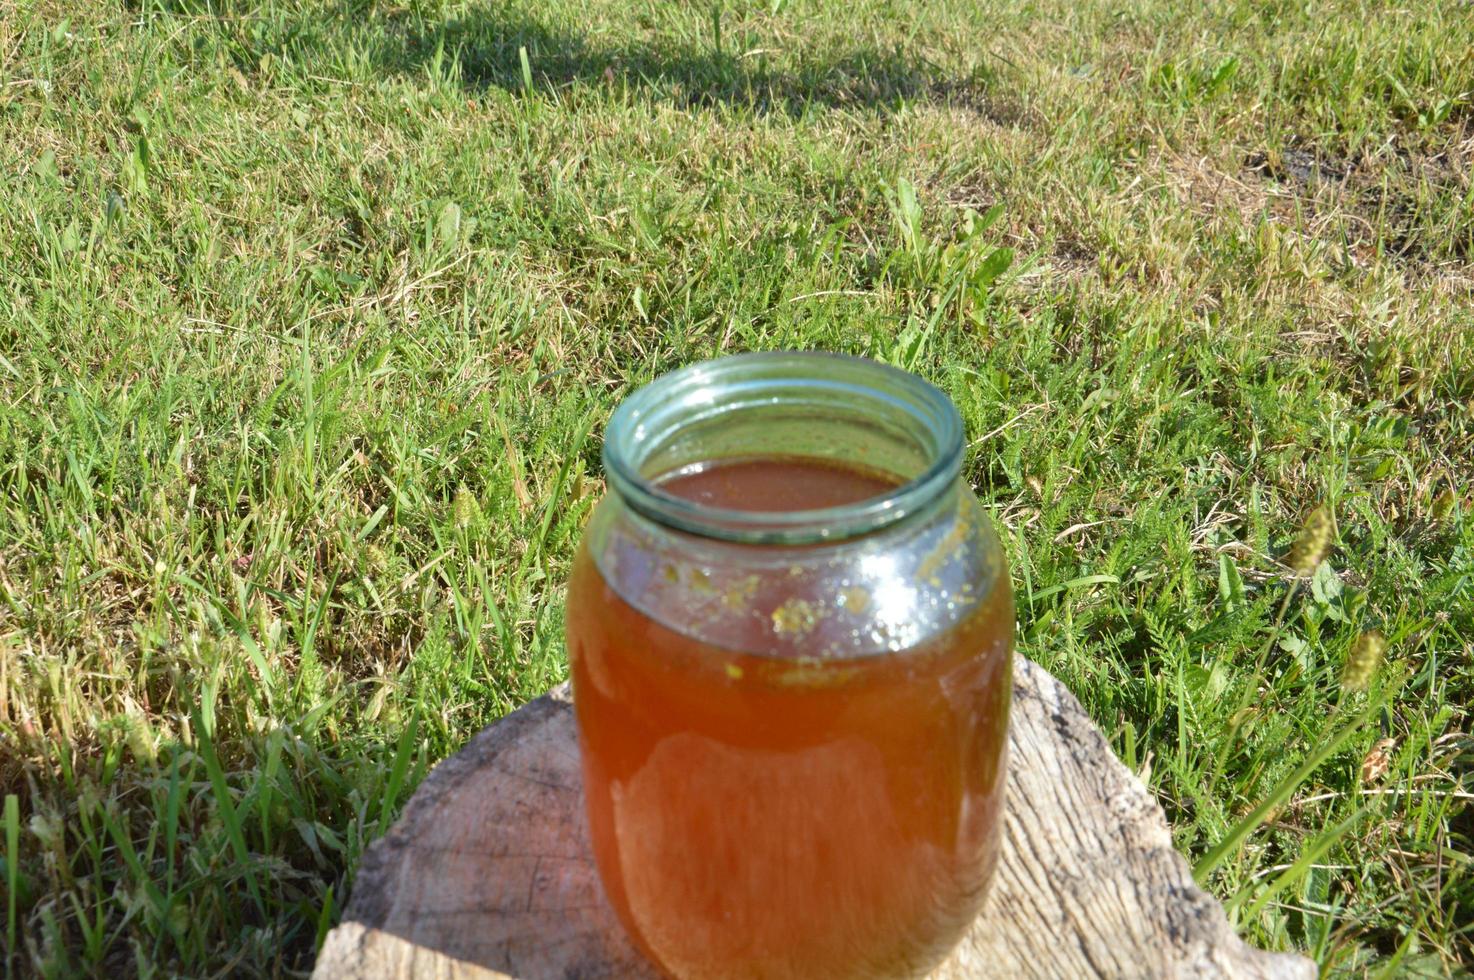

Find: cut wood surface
<box><xmin>314</xmin><ymin>656</ymin><xmax>1314</xmax><ymax>980</ymax></box>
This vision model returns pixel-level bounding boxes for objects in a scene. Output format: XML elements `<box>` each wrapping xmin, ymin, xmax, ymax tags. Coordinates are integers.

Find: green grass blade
<box><xmin>97</xmin><ymin>802</ymin><xmax>180</xmax><ymax>953</ymax></box>
<box><xmin>1026</xmin><ymin>574</ymin><xmax>1120</xmax><ymax>604</ymax></box>
<box><xmin>315</xmin><ymin>884</ymin><xmax>336</xmax><ymax>954</ymax></box>
<box><xmin>519</xmin><ymin>45</ymin><xmax>534</xmax><ymax>93</ymax></box>
<box><xmin>377</xmin><ymin>711</ymin><xmax>420</xmax><ymax>837</ymax></box>
<box><xmin>4</xmin><ymin>794</ymin><xmax>17</xmax><ymax>957</ymax></box>
<box><xmin>1371</xmin><ymin>908</ymin><xmax>1429</xmax><ymax>980</ymax></box>
<box><xmin>193</xmin><ymin>709</ymin><xmax>266</xmax><ymax>915</ymax></box>
<box><xmin>1228</xmin><ymin>807</ymin><xmax>1367</xmax><ymax>919</ymax></box>
<box><xmin>1195</xmin><ymin>706</ymin><xmax>1375</xmax><ymax>882</ymax></box>
<box><xmin>259</xmin><ymin>730</ymin><xmax>284</xmax><ymax>853</ymax></box>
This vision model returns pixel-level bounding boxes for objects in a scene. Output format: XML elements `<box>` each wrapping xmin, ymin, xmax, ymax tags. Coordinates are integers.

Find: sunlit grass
<box><xmin>1</xmin><ymin>0</ymin><xmax>1471</xmax><ymax>974</ymax></box>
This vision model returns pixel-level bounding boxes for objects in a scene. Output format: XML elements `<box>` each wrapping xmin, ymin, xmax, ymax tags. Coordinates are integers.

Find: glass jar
<box><xmin>567</xmin><ymin>352</ymin><xmax>1013</xmax><ymax>980</ymax></box>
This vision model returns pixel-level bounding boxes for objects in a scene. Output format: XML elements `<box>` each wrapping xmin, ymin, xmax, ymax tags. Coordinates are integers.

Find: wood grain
<box><xmin>314</xmin><ymin>656</ymin><xmax>1313</xmax><ymax>980</ymax></box>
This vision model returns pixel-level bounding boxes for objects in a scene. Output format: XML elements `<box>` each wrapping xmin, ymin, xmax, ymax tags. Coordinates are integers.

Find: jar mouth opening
<box><xmin>602</xmin><ymin>352</ymin><xmax>965</xmax><ymax>545</ymax></box>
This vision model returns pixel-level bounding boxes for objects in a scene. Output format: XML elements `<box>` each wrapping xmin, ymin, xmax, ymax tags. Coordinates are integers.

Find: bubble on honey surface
<box><xmin>722</xmin><ymin>574</ymin><xmax>760</xmax><ymax>611</ymax></box>
<box><xmin>724</xmin><ymin>663</ymin><xmax>744</xmax><ymax>680</ymax></box>
<box><xmin>774</xmin><ymin>656</ymin><xmax>862</xmax><ymax>689</ymax></box>
<box><xmin>916</xmin><ymin>509</ymin><xmax>970</xmax><ymax>582</ymax></box>
<box><xmin>771</xmin><ymin>598</ymin><xmax>819</xmax><ymax>637</ymax></box>
<box><xmin>687</xmin><ymin>567</ymin><xmax>715</xmax><ymax>593</ymax></box>
<box><xmin>838</xmin><ymin>586</ymin><xmax>871</xmax><ymax>614</ymax></box>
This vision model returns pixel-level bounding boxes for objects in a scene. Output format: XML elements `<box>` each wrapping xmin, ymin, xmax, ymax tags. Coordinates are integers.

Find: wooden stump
<box><xmin>314</xmin><ymin>656</ymin><xmax>1314</xmax><ymax>980</ymax></box>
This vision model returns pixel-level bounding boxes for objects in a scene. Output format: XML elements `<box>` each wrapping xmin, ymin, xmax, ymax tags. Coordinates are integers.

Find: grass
<box><xmin>1</xmin><ymin>0</ymin><xmax>1471</xmax><ymax>974</ymax></box>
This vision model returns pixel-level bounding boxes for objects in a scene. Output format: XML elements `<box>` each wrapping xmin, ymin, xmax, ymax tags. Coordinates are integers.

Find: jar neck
<box><xmin>602</xmin><ymin>353</ymin><xmax>965</xmax><ymax>546</ymax></box>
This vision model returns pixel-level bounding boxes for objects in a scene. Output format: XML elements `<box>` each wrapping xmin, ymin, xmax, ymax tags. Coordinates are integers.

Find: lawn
<box><xmin>1</xmin><ymin>0</ymin><xmax>1471</xmax><ymax>975</ymax></box>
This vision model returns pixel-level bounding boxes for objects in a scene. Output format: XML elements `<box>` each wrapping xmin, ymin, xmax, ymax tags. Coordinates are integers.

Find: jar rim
<box><xmin>602</xmin><ymin>352</ymin><xmax>965</xmax><ymax>545</ymax></box>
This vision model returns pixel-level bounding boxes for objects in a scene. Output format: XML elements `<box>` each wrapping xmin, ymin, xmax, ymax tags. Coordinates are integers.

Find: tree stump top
<box><xmin>314</xmin><ymin>657</ymin><xmax>1314</xmax><ymax>979</ymax></box>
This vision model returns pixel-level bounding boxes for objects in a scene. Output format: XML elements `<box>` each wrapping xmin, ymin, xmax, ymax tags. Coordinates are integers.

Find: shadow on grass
<box><xmin>372</xmin><ymin>7</ymin><xmax>986</xmax><ymax>117</ymax></box>
<box><xmin>143</xmin><ymin>0</ymin><xmax>1005</xmax><ymax>119</ymax></box>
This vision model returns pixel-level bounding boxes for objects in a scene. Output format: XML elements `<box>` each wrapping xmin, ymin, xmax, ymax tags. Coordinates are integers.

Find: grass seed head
<box><xmin>452</xmin><ymin>484</ymin><xmax>480</xmax><ymax>530</ymax></box>
<box><xmin>1430</xmin><ymin>488</ymin><xmax>1457</xmax><ymax>523</ymax></box>
<box><xmin>1342</xmin><ymin>630</ymin><xmax>1387</xmax><ymax>692</ymax></box>
<box><xmin>1286</xmin><ymin>503</ymin><xmax>1334</xmax><ymax>576</ymax></box>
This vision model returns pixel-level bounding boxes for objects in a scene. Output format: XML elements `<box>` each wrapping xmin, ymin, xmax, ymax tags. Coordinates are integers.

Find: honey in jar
<box><xmin>567</xmin><ymin>354</ymin><xmax>1013</xmax><ymax>980</ymax></box>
